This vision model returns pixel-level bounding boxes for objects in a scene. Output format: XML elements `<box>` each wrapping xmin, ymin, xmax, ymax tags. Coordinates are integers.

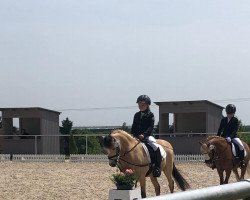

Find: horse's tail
<box><xmin>172</xmin><ymin>163</ymin><xmax>190</xmax><ymax>191</ymax></box>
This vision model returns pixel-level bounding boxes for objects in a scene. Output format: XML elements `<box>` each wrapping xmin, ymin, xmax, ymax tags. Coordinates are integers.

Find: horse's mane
<box><xmin>207</xmin><ymin>135</ymin><xmax>226</xmax><ymax>143</ymax></box>
<box><xmin>111</xmin><ymin>129</ymin><xmax>134</xmax><ymax>139</ymax></box>
<box><xmin>207</xmin><ymin>135</ymin><xmax>221</xmax><ymax>141</ymax></box>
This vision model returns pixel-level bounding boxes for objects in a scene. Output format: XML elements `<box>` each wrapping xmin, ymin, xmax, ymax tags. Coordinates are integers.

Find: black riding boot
<box><xmin>239</xmin><ymin>150</ymin><xmax>246</xmax><ymax>169</ymax></box>
<box><xmin>153</xmin><ymin>148</ymin><xmax>162</xmax><ymax>177</ymax></box>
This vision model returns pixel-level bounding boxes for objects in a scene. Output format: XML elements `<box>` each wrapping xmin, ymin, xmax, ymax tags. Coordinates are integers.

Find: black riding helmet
<box><xmin>226</xmin><ymin>104</ymin><xmax>236</xmax><ymax>114</ymax></box>
<box><xmin>136</xmin><ymin>95</ymin><xmax>151</xmax><ymax>105</ymax></box>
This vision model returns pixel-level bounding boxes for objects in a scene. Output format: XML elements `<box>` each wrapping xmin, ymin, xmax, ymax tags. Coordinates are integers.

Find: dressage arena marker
<box><xmin>12</xmin><ymin>154</ymin><xmax>65</xmax><ymax>162</ymax></box>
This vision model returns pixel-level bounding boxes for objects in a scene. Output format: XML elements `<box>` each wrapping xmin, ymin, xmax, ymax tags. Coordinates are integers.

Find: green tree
<box><xmin>121</xmin><ymin>122</ymin><xmax>129</xmax><ymax>132</ymax></box>
<box><xmin>60</xmin><ymin>117</ymin><xmax>73</xmax><ymax>135</ymax></box>
<box><xmin>60</xmin><ymin>117</ymin><xmax>73</xmax><ymax>155</ymax></box>
<box><xmin>69</xmin><ymin>133</ymin><xmax>78</xmax><ymax>154</ymax></box>
<box><xmin>72</xmin><ymin>129</ymin><xmax>103</xmax><ymax>154</ymax></box>
<box><xmin>238</xmin><ymin>119</ymin><xmax>250</xmax><ymax>147</ymax></box>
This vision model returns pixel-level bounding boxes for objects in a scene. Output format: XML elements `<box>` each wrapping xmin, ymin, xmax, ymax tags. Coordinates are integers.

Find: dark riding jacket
<box><xmin>131</xmin><ymin>109</ymin><xmax>155</xmax><ymax>139</ymax></box>
<box><xmin>217</xmin><ymin>116</ymin><xmax>239</xmax><ymax>138</ymax></box>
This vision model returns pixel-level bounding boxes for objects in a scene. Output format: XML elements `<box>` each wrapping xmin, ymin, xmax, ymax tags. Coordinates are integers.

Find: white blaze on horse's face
<box><xmin>209</xmin><ymin>145</ymin><xmax>216</xmax><ymax>151</ymax></box>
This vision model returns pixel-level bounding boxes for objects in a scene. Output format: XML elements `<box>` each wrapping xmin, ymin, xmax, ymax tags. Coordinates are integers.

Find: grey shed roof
<box><xmin>154</xmin><ymin>100</ymin><xmax>224</xmax><ymax>109</ymax></box>
<box><xmin>0</xmin><ymin>107</ymin><xmax>61</xmax><ymax>114</ymax></box>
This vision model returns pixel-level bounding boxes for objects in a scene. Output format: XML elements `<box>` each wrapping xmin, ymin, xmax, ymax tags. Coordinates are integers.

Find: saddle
<box><xmin>141</xmin><ymin>142</ymin><xmax>166</xmax><ymax>163</ymax></box>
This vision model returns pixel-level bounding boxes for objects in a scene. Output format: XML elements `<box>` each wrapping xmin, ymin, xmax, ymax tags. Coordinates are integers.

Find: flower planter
<box><xmin>116</xmin><ymin>184</ymin><xmax>133</xmax><ymax>190</ymax></box>
<box><xmin>109</xmin><ymin>188</ymin><xmax>141</xmax><ymax>200</ymax></box>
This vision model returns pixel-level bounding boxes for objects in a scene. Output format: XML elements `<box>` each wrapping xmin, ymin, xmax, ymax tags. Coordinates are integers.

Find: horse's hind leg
<box><xmin>150</xmin><ymin>176</ymin><xmax>160</xmax><ymax>196</ymax></box>
<box><xmin>240</xmin><ymin>166</ymin><xmax>247</xmax><ymax>180</ymax></box>
<box><xmin>163</xmin><ymin>164</ymin><xmax>174</xmax><ymax>193</ymax></box>
<box><xmin>232</xmin><ymin>168</ymin><xmax>240</xmax><ymax>181</ymax></box>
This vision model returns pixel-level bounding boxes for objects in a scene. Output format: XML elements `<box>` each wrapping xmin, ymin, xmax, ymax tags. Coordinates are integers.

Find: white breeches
<box><xmin>232</xmin><ymin>138</ymin><xmax>244</xmax><ymax>151</ymax></box>
<box><xmin>145</xmin><ymin>136</ymin><xmax>160</xmax><ymax>151</ymax></box>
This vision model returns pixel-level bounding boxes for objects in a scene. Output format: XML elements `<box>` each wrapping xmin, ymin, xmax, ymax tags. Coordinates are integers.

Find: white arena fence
<box><xmin>12</xmin><ymin>154</ymin><xmax>65</xmax><ymax>162</ymax></box>
<box><xmin>144</xmin><ymin>179</ymin><xmax>250</xmax><ymax>200</ymax></box>
<box><xmin>0</xmin><ymin>154</ymin><xmax>204</xmax><ymax>163</ymax></box>
<box><xmin>0</xmin><ymin>154</ymin><xmax>10</xmax><ymax>161</ymax></box>
<box><xmin>69</xmin><ymin>154</ymin><xmax>205</xmax><ymax>163</ymax></box>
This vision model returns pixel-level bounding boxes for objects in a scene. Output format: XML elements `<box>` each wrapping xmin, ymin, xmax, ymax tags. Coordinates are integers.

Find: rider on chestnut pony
<box><xmin>216</xmin><ymin>104</ymin><xmax>246</xmax><ymax>168</ymax></box>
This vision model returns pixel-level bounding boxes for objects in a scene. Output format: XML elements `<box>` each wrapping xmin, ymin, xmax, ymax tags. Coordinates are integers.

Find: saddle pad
<box><xmin>141</xmin><ymin>143</ymin><xmax>167</xmax><ymax>162</ymax></box>
<box><xmin>231</xmin><ymin>143</ymin><xmax>247</xmax><ymax>157</ymax></box>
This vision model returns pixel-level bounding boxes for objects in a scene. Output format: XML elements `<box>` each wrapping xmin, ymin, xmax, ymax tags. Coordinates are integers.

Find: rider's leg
<box><xmin>232</xmin><ymin>138</ymin><xmax>246</xmax><ymax>168</ymax></box>
<box><xmin>147</xmin><ymin>136</ymin><xmax>161</xmax><ymax>177</ymax></box>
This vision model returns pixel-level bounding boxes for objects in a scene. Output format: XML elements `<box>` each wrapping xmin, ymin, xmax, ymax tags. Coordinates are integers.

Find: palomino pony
<box><xmin>200</xmin><ymin>136</ymin><xmax>250</xmax><ymax>185</ymax></box>
<box><xmin>99</xmin><ymin>130</ymin><xmax>190</xmax><ymax>198</ymax></box>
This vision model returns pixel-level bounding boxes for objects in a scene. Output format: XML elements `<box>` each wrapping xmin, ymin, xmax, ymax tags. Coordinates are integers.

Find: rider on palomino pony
<box><xmin>131</xmin><ymin>95</ymin><xmax>162</xmax><ymax>177</ymax></box>
<box><xmin>216</xmin><ymin>104</ymin><xmax>246</xmax><ymax>168</ymax></box>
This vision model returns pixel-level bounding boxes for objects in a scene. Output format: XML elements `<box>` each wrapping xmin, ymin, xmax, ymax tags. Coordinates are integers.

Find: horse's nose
<box><xmin>109</xmin><ymin>161</ymin><xmax>117</xmax><ymax>167</ymax></box>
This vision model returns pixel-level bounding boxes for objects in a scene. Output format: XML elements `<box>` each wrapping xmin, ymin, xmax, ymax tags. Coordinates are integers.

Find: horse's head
<box><xmin>99</xmin><ymin>134</ymin><xmax>121</xmax><ymax>167</ymax></box>
<box><xmin>200</xmin><ymin>141</ymin><xmax>216</xmax><ymax>159</ymax></box>
<box><xmin>200</xmin><ymin>136</ymin><xmax>228</xmax><ymax>166</ymax></box>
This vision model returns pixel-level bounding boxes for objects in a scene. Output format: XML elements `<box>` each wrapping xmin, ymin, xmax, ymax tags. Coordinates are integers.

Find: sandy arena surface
<box><xmin>0</xmin><ymin>162</ymin><xmax>249</xmax><ymax>200</ymax></box>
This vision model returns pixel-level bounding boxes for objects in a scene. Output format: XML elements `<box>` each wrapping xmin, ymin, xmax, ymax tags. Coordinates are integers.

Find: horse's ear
<box><xmin>199</xmin><ymin>141</ymin><xmax>204</xmax><ymax>145</ymax></box>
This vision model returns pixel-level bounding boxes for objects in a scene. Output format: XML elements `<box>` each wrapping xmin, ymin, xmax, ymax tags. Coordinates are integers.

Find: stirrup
<box><xmin>153</xmin><ymin>167</ymin><xmax>161</xmax><ymax>177</ymax></box>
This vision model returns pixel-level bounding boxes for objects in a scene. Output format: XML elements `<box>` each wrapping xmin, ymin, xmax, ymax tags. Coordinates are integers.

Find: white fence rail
<box><xmin>0</xmin><ymin>154</ymin><xmax>10</xmax><ymax>161</ymax></box>
<box><xmin>144</xmin><ymin>179</ymin><xmax>250</xmax><ymax>200</ymax></box>
<box><xmin>69</xmin><ymin>154</ymin><xmax>204</xmax><ymax>163</ymax></box>
<box><xmin>0</xmin><ymin>154</ymin><xmax>205</xmax><ymax>162</ymax></box>
<box><xmin>12</xmin><ymin>154</ymin><xmax>65</xmax><ymax>162</ymax></box>
<box><xmin>70</xmin><ymin>154</ymin><xmax>109</xmax><ymax>162</ymax></box>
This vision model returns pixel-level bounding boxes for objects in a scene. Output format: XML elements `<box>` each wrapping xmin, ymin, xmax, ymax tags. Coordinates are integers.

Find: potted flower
<box><xmin>111</xmin><ymin>169</ymin><xmax>137</xmax><ymax>190</ymax></box>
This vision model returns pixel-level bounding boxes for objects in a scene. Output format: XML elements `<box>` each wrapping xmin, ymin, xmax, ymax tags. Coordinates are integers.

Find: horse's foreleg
<box><xmin>217</xmin><ymin>168</ymin><xmax>224</xmax><ymax>185</ymax></box>
<box><xmin>139</xmin><ymin>177</ymin><xmax>146</xmax><ymax>198</ymax></box>
<box><xmin>150</xmin><ymin>176</ymin><xmax>160</xmax><ymax>196</ymax></box>
<box><xmin>224</xmin><ymin>169</ymin><xmax>231</xmax><ymax>184</ymax></box>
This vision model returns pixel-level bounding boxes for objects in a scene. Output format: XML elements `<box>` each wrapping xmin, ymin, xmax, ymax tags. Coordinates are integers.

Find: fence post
<box><xmin>34</xmin><ymin>135</ymin><xmax>37</xmax><ymax>154</ymax></box>
<box><xmin>85</xmin><ymin>135</ymin><xmax>88</xmax><ymax>154</ymax></box>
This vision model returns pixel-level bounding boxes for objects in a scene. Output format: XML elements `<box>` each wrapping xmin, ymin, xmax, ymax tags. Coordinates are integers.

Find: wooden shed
<box><xmin>154</xmin><ymin>100</ymin><xmax>224</xmax><ymax>154</ymax></box>
<box><xmin>0</xmin><ymin>107</ymin><xmax>61</xmax><ymax>154</ymax></box>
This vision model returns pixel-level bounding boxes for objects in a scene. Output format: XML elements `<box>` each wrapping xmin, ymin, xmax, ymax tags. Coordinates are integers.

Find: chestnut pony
<box><xmin>200</xmin><ymin>136</ymin><xmax>250</xmax><ymax>184</ymax></box>
<box><xmin>99</xmin><ymin>129</ymin><xmax>190</xmax><ymax>198</ymax></box>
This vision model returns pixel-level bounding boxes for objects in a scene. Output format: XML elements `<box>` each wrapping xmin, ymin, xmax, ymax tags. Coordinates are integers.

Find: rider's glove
<box><xmin>226</xmin><ymin>137</ymin><xmax>231</xmax><ymax>143</ymax></box>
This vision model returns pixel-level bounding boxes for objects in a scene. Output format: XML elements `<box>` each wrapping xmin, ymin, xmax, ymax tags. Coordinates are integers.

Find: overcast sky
<box><xmin>1</xmin><ymin>1</ymin><xmax>250</xmax><ymax>127</ymax></box>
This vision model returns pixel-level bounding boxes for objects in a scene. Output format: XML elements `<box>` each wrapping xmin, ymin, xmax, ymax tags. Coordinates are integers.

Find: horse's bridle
<box><xmin>206</xmin><ymin>140</ymin><xmax>230</xmax><ymax>162</ymax></box>
<box><xmin>107</xmin><ymin>137</ymin><xmax>150</xmax><ymax>168</ymax></box>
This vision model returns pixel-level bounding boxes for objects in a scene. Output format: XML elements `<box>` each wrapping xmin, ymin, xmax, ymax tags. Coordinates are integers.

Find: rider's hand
<box><xmin>138</xmin><ymin>134</ymin><xmax>144</xmax><ymax>140</ymax></box>
<box><xmin>226</xmin><ymin>137</ymin><xmax>231</xmax><ymax>143</ymax></box>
